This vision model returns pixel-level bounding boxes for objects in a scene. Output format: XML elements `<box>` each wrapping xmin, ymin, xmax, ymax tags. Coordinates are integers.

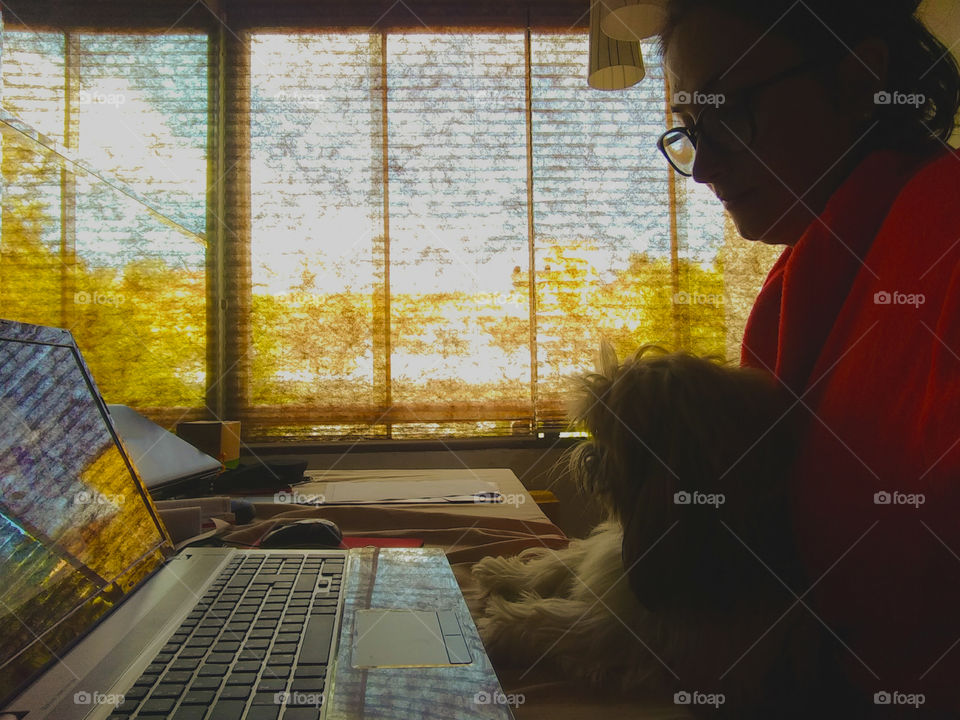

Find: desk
<box><xmin>223</xmin><ymin>468</ymin><xmax>566</xmax><ymax>563</ymax></box>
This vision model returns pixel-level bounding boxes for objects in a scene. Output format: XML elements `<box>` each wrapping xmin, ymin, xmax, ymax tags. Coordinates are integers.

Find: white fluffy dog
<box><xmin>473</xmin><ymin>345</ymin><xmax>826</xmax><ymax>714</ymax></box>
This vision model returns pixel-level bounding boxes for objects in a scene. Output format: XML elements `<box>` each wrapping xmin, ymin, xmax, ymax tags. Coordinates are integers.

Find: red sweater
<box><xmin>741</xmin><ymin>145</ymin><xmax>960</xmax><ymax>708</ymax></box>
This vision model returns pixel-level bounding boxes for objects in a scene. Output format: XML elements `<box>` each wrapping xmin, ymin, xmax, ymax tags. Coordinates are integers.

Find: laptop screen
<box><xmin>0</xmin><ymin>321</ymin><xmax>172</xmax><ymax>706</ymax></box>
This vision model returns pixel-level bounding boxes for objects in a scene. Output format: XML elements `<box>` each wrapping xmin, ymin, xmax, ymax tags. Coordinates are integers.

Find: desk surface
<box><xmin>227</xmin><ymin>468</ymin><xmax>566</xmax><ymax>564</ymax></box>
<box><xmin>292</xmin><ymin>468</ymin><xmax>549</xmax><ymax>524</ymax></box>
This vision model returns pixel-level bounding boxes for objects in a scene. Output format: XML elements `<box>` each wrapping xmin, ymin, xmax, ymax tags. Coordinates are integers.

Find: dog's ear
<box><xmin>597</xmin><ymin>340</ymin><xmax>619</xmax><ymax>378</ymax></box>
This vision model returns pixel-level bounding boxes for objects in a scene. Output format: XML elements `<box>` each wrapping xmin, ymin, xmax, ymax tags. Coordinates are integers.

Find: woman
<box><xmin>651</xmin><ymin>0</ymin><xmax>960</xmax><ymax>712</ymax></box>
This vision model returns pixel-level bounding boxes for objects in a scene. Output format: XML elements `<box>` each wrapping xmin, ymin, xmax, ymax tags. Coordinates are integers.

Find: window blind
<box><xmin>1</xmin><ymin>8</ymin><xmax>782</xmax><ymax>441</ymax></box>
<box><xmin>1</xmin><ymin>29</ymin><xmax>209</xmax><ymax>423</ymax></box>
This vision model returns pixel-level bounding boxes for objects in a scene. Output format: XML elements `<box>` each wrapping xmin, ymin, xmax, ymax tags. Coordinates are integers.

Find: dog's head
<box><xmin>568</xmin><ymin>344</ymin><xmax>799</xmax><ymax>614</ymax></box>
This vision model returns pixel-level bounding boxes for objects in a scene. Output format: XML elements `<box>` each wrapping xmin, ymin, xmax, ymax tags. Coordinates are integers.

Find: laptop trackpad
<box><xmin>352</xmin><ymin>609</ymin><xmax>472</xmax><ymax>668</ymax></box>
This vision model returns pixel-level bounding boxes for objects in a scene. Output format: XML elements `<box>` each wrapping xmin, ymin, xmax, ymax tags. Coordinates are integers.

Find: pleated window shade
<box><xmin>0</xmin><ymin>7</ymin><xmax>781</xmax><ymax>442</ymax></box>
<box><xmin>1</xmin><ymin>29</ymin><xmax>209</xmax><ymax>427</ymax></box>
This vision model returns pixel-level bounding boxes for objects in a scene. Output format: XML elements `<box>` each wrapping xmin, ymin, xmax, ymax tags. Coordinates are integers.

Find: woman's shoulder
<box><xmin>892</xmin><ymin>145</ymin><xmax>960</xmax><ymax>213</ymax></box>
<box><xmin>876</xmin><ymin>146</ymin><xmax>960</xmax><ymax>266</ymax></box>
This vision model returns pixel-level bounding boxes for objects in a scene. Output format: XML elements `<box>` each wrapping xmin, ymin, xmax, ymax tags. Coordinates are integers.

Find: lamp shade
<box><xmin>600</xmin><ymin>0</ymin><xmax>669</xmax><ymax>42</ymax></box>
<box><xmin>588</xmin><ymin>0</ymin><xmax>645</xmax><ymax>90</ymax></box>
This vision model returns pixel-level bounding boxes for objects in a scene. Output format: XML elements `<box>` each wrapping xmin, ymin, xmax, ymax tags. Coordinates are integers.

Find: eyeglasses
<box><xmin>657</xmin><ymin>61</ymin><xmax>820</xmax><ymax>177</ymax></box>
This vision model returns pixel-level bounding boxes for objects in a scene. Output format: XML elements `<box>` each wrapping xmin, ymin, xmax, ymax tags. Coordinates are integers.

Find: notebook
<box><xmin>0</xmin><ymin>319</ymin><xmax>514</xmax><ymax>720</ymax></box>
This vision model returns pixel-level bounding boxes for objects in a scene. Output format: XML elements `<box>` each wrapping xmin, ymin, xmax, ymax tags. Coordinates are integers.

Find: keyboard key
<box><xmin>172</xmin><ymin>707</ymin><xmax>207</xmax><ymax>720</ymax></box>
<box><xmin>182</xmin><ymin>690</ymin><xmax>216</xmax><ymax>704</ymax></box>
<box><xmin>295</xmin><ymin>576</ymin><xmax>320</xmax><ymax>592</ymax></box>
<box><xmin>234</xmin><ymin>660</ymin><xmax>261</xmax><ymax>673</ymax></box>
<box><xmin>252</xmin><ymin>690</ymin><xmax>282</xmax><ymax>705</ymax></box>
<box><xmin>208</xmin><ymin>700</ymin><xmax>247</xmax><ymax>719</ymax></box>
<box><xmin>256</xmin><ymin>678</ymin><xmax>287</xmax><ymax>692</ymax></box>
<box><xmin>139</xmin><ymin>697</ymin><xmax>176</xmax><ymax>714</ymax></box>
<box><xmin>294</xmin><ymin>665</ymin><xmax>326</xmax><ymax>678</ymax></box>
<box><xmin>198</xmin><ymin>663</ymin><xmax>230</xmax><ymax>677</ymax></box>
<box><xmin>219</xmin><ymin>685</ymin><xmax>251</xmax><ymax>700</ymax></box>
<box><xmin>290</xmin><ymin>678</ymin><xmax>324</xmax><ymax>693</ymax></box>
<box><xmin>299</xmin><ymin>615</ymin><xmax>334</xmax><ymax>665</ymax></box>
<box><xmin>261</xmin><ymin>665</ymin><xmax>291</xmax><ymax>680</ymax></box>
<box><xmin>150</xmin><ymin>683</ymin><xmax>186</xmax><ymax>698</ymax></box>
<box><xmin>253</xmin><ymin>574</ymin><xmax>284</xmax><ymax>584</ymax></box>
<box><xmin>245</xmin><ymin>706</ymin><xmax>280</xmax><ymax>720</ymax></box>
<box><xmin>226</xmin><ymin>672</ymin><xmax>258</xmax><ymax>685</ymax></box>
<box><xmin>162</xmin><ymin>670</ymin><xmax>194</xmax><ymax>685</ymax></box>
<box><xmin>123</xmin><ymin>685</ymin><xmax>150</xmax><ymax>701</ymax></box>
<box><xmin>282</xmin><ymin>708</ymin><xmax>321</xmax><ymax>720</ymax></box>
<box><xmin>189</xmin><ymin>676</ymin><xmax>222</xmax><ymax>691</ymax></box>
<box><xmin>115</xmin><ymin>698</ymin><xmax>139</xmax><ymax>714</ymax></box>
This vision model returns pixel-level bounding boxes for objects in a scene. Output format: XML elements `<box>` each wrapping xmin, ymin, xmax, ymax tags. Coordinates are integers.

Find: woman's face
<box><xmin>665</xmin><ymin>6</ymin><xmax>869</xmax><ymax>245</ymax></box>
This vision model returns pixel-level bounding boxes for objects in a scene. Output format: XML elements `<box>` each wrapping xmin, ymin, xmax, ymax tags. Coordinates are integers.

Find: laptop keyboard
<box><xmin>108</xmin><ymin>552</ymin><xmax>344</xmax><ymax>720</ymax></box>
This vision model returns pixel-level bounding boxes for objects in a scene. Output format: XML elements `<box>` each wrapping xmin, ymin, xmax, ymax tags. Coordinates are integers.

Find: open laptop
<box><xmin>0</xmin><ymin>319</ymin><xmax>514</xmax><ymax>720</ymax></box>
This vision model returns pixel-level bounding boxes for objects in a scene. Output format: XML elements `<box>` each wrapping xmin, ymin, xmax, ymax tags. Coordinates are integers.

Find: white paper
<box><xmin>321</xmin><ymin>478</ymin><xmax>501</xmax><ymax>504</ymax></box>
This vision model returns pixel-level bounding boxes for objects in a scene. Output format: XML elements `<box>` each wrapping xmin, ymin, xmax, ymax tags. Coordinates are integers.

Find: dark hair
<box><xmin>658</xmin><ymin>0</ymin><xmax>960</xmax><ymax>153</ymax></box>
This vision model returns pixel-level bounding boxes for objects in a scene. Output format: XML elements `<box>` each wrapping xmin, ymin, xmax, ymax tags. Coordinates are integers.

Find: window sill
<box><xmin>241</xmin><ymin>434</ymin><xmax>581</xmax><ymax>456</ymax></box>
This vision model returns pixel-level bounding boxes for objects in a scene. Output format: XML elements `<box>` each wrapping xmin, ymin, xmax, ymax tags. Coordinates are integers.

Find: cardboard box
<box><xmin>176</xmin><ymin>421</ymin><xmax>241</xmax><ymax>468</ymax></box>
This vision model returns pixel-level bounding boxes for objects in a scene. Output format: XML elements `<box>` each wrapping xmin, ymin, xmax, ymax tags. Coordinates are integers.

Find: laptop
<box><xmin>107</xmin><ymin>405</ymin><xmax>222</xmax><ymax>499</ymax></box>
<box><xmin>0</xmin><ymin>319</ymin><xmax>515</xmax><ymax>720</ymax></box>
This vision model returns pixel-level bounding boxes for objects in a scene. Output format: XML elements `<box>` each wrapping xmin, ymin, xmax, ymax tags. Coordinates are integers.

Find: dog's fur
<box><xmin>473</xmin><ymin>345</ymin><xmax>824</xmax><ymax>713</ymax></box>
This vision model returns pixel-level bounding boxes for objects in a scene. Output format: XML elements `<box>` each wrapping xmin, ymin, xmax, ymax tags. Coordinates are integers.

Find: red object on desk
<box><xmin>341</xmin><ymin>536</ymin><xmax>424</xmax><ymax>549</ymax></box>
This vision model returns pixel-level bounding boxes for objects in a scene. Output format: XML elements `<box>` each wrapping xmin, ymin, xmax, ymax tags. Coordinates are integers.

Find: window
<box><xmin>1</xmin><ymin>29</ymin><xmax>209</xmax><ymax>425</ymax></box>
<box><xmin>0</xmin><ymin>4</ymin><xmax>780</xmax><ymax>441</ymax></box>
